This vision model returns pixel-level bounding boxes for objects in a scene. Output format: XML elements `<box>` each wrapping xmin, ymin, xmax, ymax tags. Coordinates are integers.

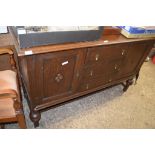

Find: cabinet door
<box><xmin>38</xmin><ymin>49</ymin><xmax>84</xmax><ymax>102</ymax></box>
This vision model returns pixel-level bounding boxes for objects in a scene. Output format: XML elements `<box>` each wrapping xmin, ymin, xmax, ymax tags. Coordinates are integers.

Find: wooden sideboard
<box><xmin>8</xmin><ymin>28</ymin><xmax>155</xmax><ymax>127</ymax></box>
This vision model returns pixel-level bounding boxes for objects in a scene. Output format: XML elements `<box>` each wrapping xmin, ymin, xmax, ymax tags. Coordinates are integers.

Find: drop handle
<box><xmin>114</xmin><ymin>65</ymin><xmax>120</xmax><ymax>71</ymax></box>
<box><xmin>114</xmin><ymin>65</ymin><xmax>118</xmax><ymax>70</ymax></box>
<box><xmin>95</xmin><ymin>54</ymin><xmax>99</xmax><ymax>61</ymax></box>
<box><xmin>90</xmin><ymin>70</ymin><xmax>93</xmax><ymax>76</ymax></box>
<box><xmin>121</xmin><ymin>49</ymin><xmax>126</xmax><ymax>55</ymax></box>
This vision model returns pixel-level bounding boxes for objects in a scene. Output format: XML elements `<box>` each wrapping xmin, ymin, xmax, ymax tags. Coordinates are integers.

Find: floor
<box><xmin>6</xmin><ymin>60</ymin><xmax>155</xmax><ymax>129</ymax></box>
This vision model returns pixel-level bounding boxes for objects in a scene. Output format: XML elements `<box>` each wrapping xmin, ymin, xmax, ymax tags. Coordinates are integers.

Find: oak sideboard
<box><xmin>10</xmin><ymin>29</ymin><xmax>155</xmax><ymax>127</ymax></box>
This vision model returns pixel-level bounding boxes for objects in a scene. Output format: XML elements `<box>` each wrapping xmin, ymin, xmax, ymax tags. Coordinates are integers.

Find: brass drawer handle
<box><xmin>55</xmin><ymin>73</ymin><xmax>63</xmax><ymax>83</ymax></box>
<box><xmin>95</xmin><ymin>54</ymin><xmax>99</xmax><ymax>61</ymax></box>
<box><xmin>121</xmin><ymin>49</ymin><xmax>126</xmax><ymax>55</ymax></box>
<box><xmin>114</xmin><ymin>65</ymin><xmax>120</xmax><ymax>72</ymax></box>
<box><xmin>90</xmin><ymin>70</ymin><xmax>93</xmax><ymax>76</ymax></box>
<box><xmin>114</xmin><ymin>64</ymin><xmax>119</xmax><ymax>70</ymax></box>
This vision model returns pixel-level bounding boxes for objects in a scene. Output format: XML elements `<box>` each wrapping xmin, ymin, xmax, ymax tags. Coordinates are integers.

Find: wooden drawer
<box><xmin>107</xmin><ymin>57</ymin><xmax>124</xmax><ymax>72</ymax></box>
<box><xmin>85</xmin><ymin>44</ymin><xmax>128</xmax><ymax>65</ymax></box>
<box><xmin>79</xmin><ymin>46</ymin><xmax>128</xmax><ymax>92</ymax></box>
<box><xmin>79</xmin><ymin>64</ymin><xmax>122</xmax><ymax>92</ymax></box>
<box><xmin>82</xmin><ymin>63</ymin><xmax>107</xmax><ymax>81</ymax></box>
<box><xmin>79</xmin><ymin>76</ymin><xmax>108</xmax><ymax>92</ymax></box>
<box><xmin>82</xmin><ymin>61</ymin><xmax>122</xmax><ymax>80</ymax></box>
<box><xmin>80</xmin><ymin>46</ymin><xmax>127</xmax><ymax>91</ymax></box>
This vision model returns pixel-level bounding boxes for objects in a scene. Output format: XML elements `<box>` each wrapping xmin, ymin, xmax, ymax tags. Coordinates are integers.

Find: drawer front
<box><xmin>82</xmin><ymin>63</ymin><xmax>107</xmax><ymax>81</ymax></box>
<box><xmin>79</xmin><ymin>45</ymin><xmax>128</xmax><ymax>91</ymax></box>
<box><xmin>82</xmin><ymin>58</ymin><xmax>123</xmax><ymax>80</ymax></box>
<box><xmin>107</xmin><ymin>57</ymin><xmax>124</xmax><ymax>73</ymax></box>
<box><xmin>79</xmin><ymin>66</ymin><xmax>122</xmax><ymax>92</ymax></box>
<box><xmin>79</xmin><ymin>76</ymin><xmax>108</xmax><ymax>92</ymax></box>
<box><xmin>85</xmin><ymin>44</ymin><xmax>128</xmax><ymax>65</ymax></box>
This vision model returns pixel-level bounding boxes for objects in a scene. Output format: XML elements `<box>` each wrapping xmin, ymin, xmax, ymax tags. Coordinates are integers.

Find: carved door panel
<box><xmin>38</xmin><ymin>49</ymin><xmax>84</xmax><ymax>102</ymax></box>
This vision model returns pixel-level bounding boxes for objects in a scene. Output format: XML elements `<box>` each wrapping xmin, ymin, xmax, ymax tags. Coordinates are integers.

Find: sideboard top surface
<box><xmin>1</xmin><ymin>27</ymin><xmax>155</xmax><ymax>56</ymax></box>
<box><xmin>18</xmin><ymin>33</ymin><xmax>155</xmax><ymax>56</ymax></box>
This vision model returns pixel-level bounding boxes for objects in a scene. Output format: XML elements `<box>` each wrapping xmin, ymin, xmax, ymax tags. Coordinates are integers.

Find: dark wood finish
<box><xmin>9</xmin><ymin>27</ymin><xmax>155</xmax><ymax>127</ymax></box>
<box><xmin>41</xmin><ymin>49</ymin><xmax>81</xmax><ymax>99</ymax></box>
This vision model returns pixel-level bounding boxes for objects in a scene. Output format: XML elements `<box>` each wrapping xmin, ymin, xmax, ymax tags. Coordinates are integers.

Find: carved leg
<box><xmin>30</xmin><ymin>110</ymin><xmax>41</xmax><ymax>128</ymax></box>
<box><xmin>122</xmin><ymin>79</ymin><xmax>134</xmax><ymax>92</ymax></box>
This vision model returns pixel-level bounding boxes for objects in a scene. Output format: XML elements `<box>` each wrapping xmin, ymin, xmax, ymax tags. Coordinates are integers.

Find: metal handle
<box><xmin>114</xmin><ymin>64</ymin><xmax>120</xmax><ymax>72</ymax></box>
<box><xmin>55</xmin><ymin>73</ymin><xmax>63</xmax><ymax>83</ymax></box>
<box><xmin>122</xmin><ymin>49</ymin><xmax>126</xmax><ymax>55</ymax></box>
<box><xmin>90</xmin><ymin>70</ymin><xmax>93</xmax><ymax>76</ymax></box>
<box><xmin>95</xmin><ymin>54</ymin><xmax>99</xmax><ymax>61</ymax></box>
